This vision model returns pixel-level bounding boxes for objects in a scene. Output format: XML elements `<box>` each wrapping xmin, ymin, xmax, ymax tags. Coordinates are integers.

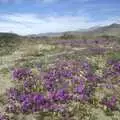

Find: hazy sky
<box><xmin>0</xmin><ymin>0</ymin><xmax>120</xmax><ymax>35</ymax></box>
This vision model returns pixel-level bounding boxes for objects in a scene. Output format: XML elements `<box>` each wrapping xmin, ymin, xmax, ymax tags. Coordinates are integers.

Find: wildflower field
<box><xmin>0</xmin><ymin>37</ymin><xmax>120</xmax><ymax>120</ymax></box>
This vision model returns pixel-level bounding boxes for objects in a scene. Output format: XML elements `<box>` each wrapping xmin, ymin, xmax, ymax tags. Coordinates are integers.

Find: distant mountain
<box><xmin>28</xmin><ymin>23</ymin><xmax>120</xmax><ymax>38</ymax></box>
<box><xmin>30</xmin><ymin>32</ymin><xmax>63</xmax><ymax>37</ymax></box>
<box><xmin>1</xmin><ymin>23</ymin><xmax>120</xmax><ymax>38</ymax></box>
<box><xmin>0</xmin><ymin>32</ymin><xmax>19</xmax><ymax>37</ymax></box>
<box><xmin>78</xmin><ymin>23</ymin><xmax>120</xmax><ymax>37</ymax></box>
<box><xmin>89</xmin><ymin>23</ymin><xmax>120</xmax><ymax>32</ymax></box>
<box><xmin>61</xmin><ymin>23</ymin><xmax>120</xmax><ymax>38</ymax></box>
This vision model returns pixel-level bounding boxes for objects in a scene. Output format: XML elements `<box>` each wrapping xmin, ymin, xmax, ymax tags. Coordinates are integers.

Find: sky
<box><xmin>0</xmin><ymin>0</ymin><xmax>120</xmax><ymax>35</ymax></box>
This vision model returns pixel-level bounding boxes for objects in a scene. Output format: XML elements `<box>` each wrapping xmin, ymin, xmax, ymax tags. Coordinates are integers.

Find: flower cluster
<box><xmin>100</xmin><ymin>60</ymin><xmax>120</xmax><ymax>111</ymax></box>
<box><xmin>104</xmin><ymin>60</ymin><xmax>120</xmax><ymax>77</ymax></box>
<box><xmin>101</xmin><ymin>96</ymin><xmax>117</xmax><ymax>110</ymax></box>
<box><xmin>5</xmin><ymin>60</ymin><xmax>99</xmax><ymax>116</ymax></box>
<box><xmin>2</xmin><ymin>59</ymin><xmax>120</xmax><ymax>119</ymax></box>
<box><xmin>43</xmin><ymin>60</ymin><xmax>99</xmax><ymax>102</ymax></box>
<box><xmin>0</xmin><ymin>113</ymin><xmax>9</xmax><ymax>120</ymax></box>
<box><xmin>12</xmin><ymin>68</ymin><xmax>32</xmax><ymax>80</ymax></box>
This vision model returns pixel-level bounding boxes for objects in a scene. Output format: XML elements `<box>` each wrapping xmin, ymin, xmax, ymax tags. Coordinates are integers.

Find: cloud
<box><xmin>42</xmin><ymin>0</ymin><xmax>58</xmax><ymax>3</ymax></box>
<box><xmin>0</xmin><ymin>0</ymin><xmax>58</xmax><ymax>4</ymax></box>
<box><xmin>43</xmin><ymin>0</ymin><xmax>91</xmax><ymax>3</ymax></box>
<box><xmin>0</xmin><ymin>13</ymin><xmax>119</xmax><ymax>35</ymax></box>
<box><xmin>0</xmin><ymin>0</ymin><xmax>94</xmax><ymax>5</ymax></box>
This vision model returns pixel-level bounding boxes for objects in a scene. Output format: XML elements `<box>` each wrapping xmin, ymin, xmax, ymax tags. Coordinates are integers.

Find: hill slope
<box><xmin>0</xmin><ymin>33</ymin><xmax>21</xmax><ymax>56</ymax></box>
<box><xmin>29</xmin><ymin>23</ymin><xmax>120</xmax><ymax>38</ymax></box>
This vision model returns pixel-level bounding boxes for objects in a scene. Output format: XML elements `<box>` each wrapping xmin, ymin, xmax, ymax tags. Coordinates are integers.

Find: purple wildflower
<box><xmin>6</xmin><ymin>88</ymin><xmax>20</xmax><ymax>100</ymax></box>
<box><xmin>12</xmin><ymin>68</ymin><xmax>31</xmax><ymax>80</ymax></box>
<box><xmin>101</xmin><ymin>96</ymin><xmax>117</xmax><ymax>110</ymax></box>
<box><xmin>85</xmin><ymin>73</ymin><xmax>99</xmax><ymax>82</ymax></box>
<box><xmin>74</xmin><ymin>81</ymin><xmax>85</xmax><ymax>94</ymax></box>
<box><xmin>0</xmin><ymin>113</ymin><xmax>9</xmax><ymax>120</ymax></box>
<box><xmin>21</xmin><ymin>100</ymin><xmax>32</xmax><ymax>113</ymax></box>
<box><xmin>6</xmin><ymin>104</ymin><xmax>18</xmax><ymax>113</ymax></box>
<box><xmin>113</xmin><ymin>61</ymin><xmax>120</xmax><ymax>72</ymax></box>
<box><xmin>33</xmin><ymin>93</ymin><xmax>46</xmax><ymax>105</ymax></box>
<box><xmin>52</xmin><ymin>89</ymin><xmax>70</xmax><ymax>102</ymax></box>
<box><xmin>24</xmin><ymin>80</ymin><xmax>35</xmax><ymax>89</ymax></box>
<box><xmin>82</xmin><ymin>61</ymin><xmax>91</xmax><ymax>71</ymax></box>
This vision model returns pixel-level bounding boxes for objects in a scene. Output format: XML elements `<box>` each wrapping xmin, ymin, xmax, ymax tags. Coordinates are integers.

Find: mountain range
<box><xmin>0</xmin><ymin>23</ymin><xmax>120</xmax><ymax>38</ymax></box>
<box><xmin>29</xmin><ymin>23</ymin><xmax>120</xmax><ymax>38</ymax></box>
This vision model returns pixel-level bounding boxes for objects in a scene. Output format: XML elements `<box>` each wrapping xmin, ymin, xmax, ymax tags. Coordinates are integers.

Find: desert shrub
<box><xmin>60</xmin><ymin>33</ymin><xmax>75</xmax><ymax>39</ymax></box>
<box><xmin>108</xmin><ymin>51</ymin><xmax>120</xmax><ymax>60</ymax></box>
